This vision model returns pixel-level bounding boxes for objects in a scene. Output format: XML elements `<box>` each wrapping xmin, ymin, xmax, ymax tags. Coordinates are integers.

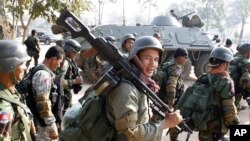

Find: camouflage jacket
<box><xmin>0</xmin><ymin>84</ymin><xmax>32</xmax><ymax>141</ymax></box>
<box><xmin>229</xmin><ymin>55</ymin><xmax>250</xmax><ymax>92</ymax></box>
<box><xmin>153</xmin><ymin>60</ymin><xmax>184</xmax><ymax>108</ymax></box>
<box><xmin>197</xmin><ymin>73</ymin><xmax>239</xmax><ymax>133</ymax></box>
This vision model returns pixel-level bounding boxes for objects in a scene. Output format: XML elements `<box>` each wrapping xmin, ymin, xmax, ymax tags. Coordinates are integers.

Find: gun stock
<box><xmin>56</xmin><ymin>9</ymin><xmax>192</xmax><ymax>135</ymax></box>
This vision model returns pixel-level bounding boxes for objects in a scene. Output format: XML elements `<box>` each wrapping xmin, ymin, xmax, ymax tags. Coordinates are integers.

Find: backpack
<box><xmin>175</xmin><ymin>74</ymin><xmax>216</xmax><ymax>131</ymax></box>
<box><xmin>16</xmin><ymin>65</ymin><xmax>56</xmax><ymax>126</ymax></box>
<box><xmin>229</xmin><ymin>57</ymin><xmax>242</xmax><ymax>83</ymax></box>
<box><xmin>59</xmin><ymin>72</ymin><xmax>118</xmax><ymax>141</ymax></box>
<box><xmin>23</xmin><ymin>36</ymin><xmax>39</xmax><ymax>52</ymax></box>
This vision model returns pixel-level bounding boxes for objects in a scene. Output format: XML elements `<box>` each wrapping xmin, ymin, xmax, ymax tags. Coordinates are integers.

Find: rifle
<box><xmin>56</xmin><ymin>9</ymin><xmax>193</xmax><ymax>136</ymax></box>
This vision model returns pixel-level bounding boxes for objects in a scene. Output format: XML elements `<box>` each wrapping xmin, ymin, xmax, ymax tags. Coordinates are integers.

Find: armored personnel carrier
<box><xmin>71</xmin><ymin>13</ymin><xmax>214</xmax><ymax>83</ymax></box>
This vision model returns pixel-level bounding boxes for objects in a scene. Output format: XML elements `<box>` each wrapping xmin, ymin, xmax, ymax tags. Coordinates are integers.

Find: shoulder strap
<box><xmin>0</xmin><ymin>85</ymin><xmax>31</xmax><ymax>141</ymax></box>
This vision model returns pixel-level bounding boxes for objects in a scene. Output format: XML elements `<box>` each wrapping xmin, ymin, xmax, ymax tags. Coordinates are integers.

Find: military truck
<box><xmin>69</xmin><ymin>13</ymin><xmax>214</xmax><ymax>83</ymax></box>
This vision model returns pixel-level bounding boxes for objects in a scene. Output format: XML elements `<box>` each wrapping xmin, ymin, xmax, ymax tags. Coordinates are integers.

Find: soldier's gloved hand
<box><xmin>73</xmin><ymin>76</ymin><xmax>83</xmax><ymax>85</ymax></box>
<box><xmin>46</xmin><ymin>122</ymin><xmax>58</xmax><ymax>140</ymax></box>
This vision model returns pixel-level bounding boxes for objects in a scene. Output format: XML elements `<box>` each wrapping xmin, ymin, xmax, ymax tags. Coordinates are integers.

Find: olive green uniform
<box><xmin>106</xmin><ymin>81</ymin><xmax>164</xmax><ymax>141</ymax></box>
<box><xmin>0</xmin><ymin>84</ymin><xmax>32</xmax><ymax>141</ymax></box>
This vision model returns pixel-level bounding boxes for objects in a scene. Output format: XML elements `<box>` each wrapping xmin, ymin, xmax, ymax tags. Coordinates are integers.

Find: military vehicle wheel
<box><xmin>193</xmin><ymin>53</ymin><xmax>210</xmax><ymax>78</ymax></box>
<box><xmin>182</xmin><ymin>58</ymin><xmax>192</xmax><ymax>79</ymax></box>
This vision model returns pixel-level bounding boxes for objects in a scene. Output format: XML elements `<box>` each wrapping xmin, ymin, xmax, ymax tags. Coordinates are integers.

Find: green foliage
<box><xmin>5</xmin><ymin>0</ymin><xmax>92</xmax><ymax>23</ymax></box>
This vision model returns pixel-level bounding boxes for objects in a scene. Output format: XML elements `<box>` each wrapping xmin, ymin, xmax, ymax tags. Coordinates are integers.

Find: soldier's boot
<box><xmin>169</xmin><ymin>127</ymin><xmax>179</xmax><ymax>141</ymax></box>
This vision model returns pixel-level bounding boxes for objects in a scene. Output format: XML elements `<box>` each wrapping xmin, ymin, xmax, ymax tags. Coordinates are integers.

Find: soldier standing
<box><xmin>59</xmin><ymin>39</ymin><xmax>83</xmax><ymax>113</ymax></box>
<box><xmin>159</xmin><ymin>47</ymin><xmax>188</xmax><ymax>109</ymax></box>
<box><xmin>156</xmin><ymin>48</ymin><xmax>188</xmax><ymax>141</ymax></box>
<box><xmin>0</xmin><ymin>40</ymin><xmax>34</xmax><ymax>141</ymax></box>
<box><xmin>106</xmin><ymin>36</ymin><xmax>183</xmax><ymax>141</ymax></box>
<box><xmin>198</xmin><ymin>47</ymin><xmax>239</xmax><ymax>141</ymax></box>
<box><xmin>24</xmin><ymin>29</ymin><xmax>41</xmax><ymax>69</ymax></box>
<box><xmin>120</xmin><ymin>33</ymin><xmax>135</xmax><ymax>58</ymax></box>
<box><xmin>32</xmin><ymin>46</ymin><xmax>64</xmax><ymax>141</ymax></box>
<box><xmin>229</xmin><ymin>43</ymin><xmax>250</xmax><ymax>111</ymax></box>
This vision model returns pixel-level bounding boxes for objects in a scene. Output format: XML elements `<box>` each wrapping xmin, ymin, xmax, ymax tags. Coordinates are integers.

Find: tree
<box><xmin>228</xmin><ymin>0</ymin><xmax>250</xmax><ymax>43</ymax></box>
<box><xmin>4</xmin><ymin>0</ymin><xmax>92</xmax><ymax>41</ymax></box>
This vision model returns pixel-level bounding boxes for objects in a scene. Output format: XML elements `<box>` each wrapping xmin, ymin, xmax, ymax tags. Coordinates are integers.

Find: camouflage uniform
<box><xmin>60</xmin><ymin>57</ymin><xmax>80</xmax><ymax>112</ymax></box>
<box><xmin>229</xmin><ymin>55</ymin><xmax>250</xmax><ymax>110</ymax></box>
<box><xmin>199</xmin><ymin>47</ymin><xmax>239</xmax><ymax>141</ymax></box>
<box><xmin>158</xmin><ymin>60</ymin><xmax>184</xmax><ymax>109</ymax></box>
<box><xmin>24</xmin><ymin>34</ymin><xmax>40</xmax><ymax>67</ymax></box>
<box><xmin>197</xmin><ymin>73</ymin><xmax>239</xmax><ymax>141</ymax></box>
<box><xmin>0</xmin><ymin>85</ymin><xmax>32</xmax><ymax>141</ymax></box>
<box><xmin>0</xmin><ymin>40</ymin><xmax>32</xmax><ymax>141</ymax></box>
<box><xmin>32</xmin><ymin>64</ymin><xmax>57</xmax><ymax>141</ymax></box>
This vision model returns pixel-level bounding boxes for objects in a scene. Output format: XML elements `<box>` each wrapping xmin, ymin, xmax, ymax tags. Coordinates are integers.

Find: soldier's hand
<box><xmin>46</xmin><ymin>122</ymin><xmax>58</xmax><ymax>140</ymax></box>
<box><xmin>162</xmin><ymin>110</ymin><xmax>183</xmax><ymax>129</ymax></box>
<box><xmin>73</xmin><ymin>76</ymin><xmax>83</xmax><ymax>85</ymax></box>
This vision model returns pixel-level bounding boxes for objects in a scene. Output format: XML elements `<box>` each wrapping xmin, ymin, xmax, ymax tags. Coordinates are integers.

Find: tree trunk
<box><xmin>238</xmin><ymin>17</ymin><xmax>245</xmax><ymax>44</ymax></box>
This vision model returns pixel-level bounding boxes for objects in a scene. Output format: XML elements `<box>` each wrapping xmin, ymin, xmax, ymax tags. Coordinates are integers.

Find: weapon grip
<box><xmin>56</xmin><ymin>9</ymin><xmax>93</xmax><ymax>40</ymax></box>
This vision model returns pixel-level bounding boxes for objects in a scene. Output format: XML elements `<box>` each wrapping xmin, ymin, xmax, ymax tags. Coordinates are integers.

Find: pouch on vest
<box><xmin>175</xmin><ymin>74</ymin><xmax>215</xmax><ymax>131</ymax></box>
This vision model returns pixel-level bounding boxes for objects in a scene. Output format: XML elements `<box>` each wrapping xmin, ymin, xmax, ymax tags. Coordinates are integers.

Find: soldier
<box><xmin>106</xmin><ymin>36</ymin><xmax>183</xmax><ymax>141</ymax></box>
<box><xmin>32</xmin><ymin>46</ymin><xmax>64</xmax><ymax>141</ymax></box>
<box><xmin>120</xmin><ymin>33</ymin><xmax>135</xmax><ymax>58</ymax></box>
<box><xmin>198</xmin><ymin>47</ymin><xmax>239</xmax><ymax>141</ymax></box>
<box><xmin>160</xmin><ymin>48</ymin><xmax>188</xmax><ymax>141</ymax></box>
<box><xmin>164</xmin><ymin>47</ymin><xmax>188</xmax><ymax>109</ymax></box>
<box><xmin>229</xmin><ymin>43</ymin><xmax>250</xmax><ymax>111</ymax></box>
<box><xmin>0</xmin><ymin>40</ymin><xmax>35</xmax><ymax>140</ymax></box>
<box><xmin>59</xmin><ymin>39</ymin><xmax>83</xmax><ymax>114</ymax></box>
<box><xmin>24</xmin><ymin>29</ymin><xmax>41</xmax><ymax>69</ymax></box>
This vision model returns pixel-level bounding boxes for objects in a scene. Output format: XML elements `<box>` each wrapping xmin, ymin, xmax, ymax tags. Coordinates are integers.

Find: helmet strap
<box><xmin>12</xmin><ymin>71</ymin><xmax>19</xmax><ymax>85</ymax></box>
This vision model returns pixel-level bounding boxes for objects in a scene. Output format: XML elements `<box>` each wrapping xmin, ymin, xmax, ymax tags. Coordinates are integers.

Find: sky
<box><xmin>81</xmin><ymin>0</ymin><xmax>187</xmax><ymax>25</ymax></box>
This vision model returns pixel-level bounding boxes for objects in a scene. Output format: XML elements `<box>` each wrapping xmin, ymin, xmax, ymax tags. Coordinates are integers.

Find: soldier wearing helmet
<box><xmin>0</xmin><ymin>40</ymin><xmax>33</xmax><ymax>140</ymax></box>
<box><xmin>57</xmin><ymin>39</ymin><xmax>83</xmax><ymax>115</ymax></box>
<box><xmin>197</xmin><ymin>47</ymin><xmax>239</xmax><ymax>141</ymax></box>
<box><xmin>106</xmin><ymin>36</ymin><xmax>183</xmax><ymax>141</ymax></box>
<box><xmin>151</xmin><ymin>47</ymin><xmax>188</xmax><ymax>141</ymax></box>
<box><xmin>229</xmin><ymin>42</ymin><xmax>250</xmax><ymax>111</ymax></box>
<box><xmin>121</xmin><ymin>33</ymin><xmax>135</xmax><ymax>58</ymax></box>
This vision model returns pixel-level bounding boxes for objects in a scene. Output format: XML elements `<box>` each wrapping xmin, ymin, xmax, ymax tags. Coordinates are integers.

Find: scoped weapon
<box><xmin>56</xmin><ymin>9</ymin><xmax>193</xmax><ymax>139</ymax></box>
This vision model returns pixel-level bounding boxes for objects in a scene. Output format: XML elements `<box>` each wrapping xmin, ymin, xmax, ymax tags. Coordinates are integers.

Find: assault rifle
<box><xmin>56</xmin><ymin>9</ymin><xmax>193</xmax><ymax>137</ymax></box>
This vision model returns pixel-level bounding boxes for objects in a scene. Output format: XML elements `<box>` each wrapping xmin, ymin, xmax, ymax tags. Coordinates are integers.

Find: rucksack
<box><xmin>16</xmin><ymin>65</ymin><xmax>57</xmax><ymax>126</ymax></box>
<box><xmin>23</xmin><ymin>36</ymin><xmax>39</xmax><ymax>52</ymax></box>
<box><xmin>59</xmin><ymin>86</ymin><xmax>116</xmax><ymax>141</ymax></box>
<box><xmin>229</xmin><ymin>57</ymin><xmax>242</xmax><ymax>83</ymax></box>
<box><xmin>175</xmin><ymin>74</ymin><xmax>216</xmax><ymax>131</ymax></box>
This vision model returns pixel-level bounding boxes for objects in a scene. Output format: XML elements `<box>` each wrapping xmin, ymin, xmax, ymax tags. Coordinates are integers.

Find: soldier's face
<box><xmin>176</xmin><ymin>56</ymin><xmax>187</xmax><ymax>65</ymax></box>
<box><xmin>15</xmin><ymin>63</ymin><xmax>27</xmax><ymax>81</ymax></box>
<box><xmin>123</xmin><ymin>39</ymin><xmax>134</xmax><ymax>52</ymax></box>
<box><xmin>51</xmin><ymin>56</ymin><xmax>64</xmax><ymax>71</ymax></box>
<box><xmin>138</xmin><ymin>48</ymin><xmax>160</xmax><ymax>78</ymax></box>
